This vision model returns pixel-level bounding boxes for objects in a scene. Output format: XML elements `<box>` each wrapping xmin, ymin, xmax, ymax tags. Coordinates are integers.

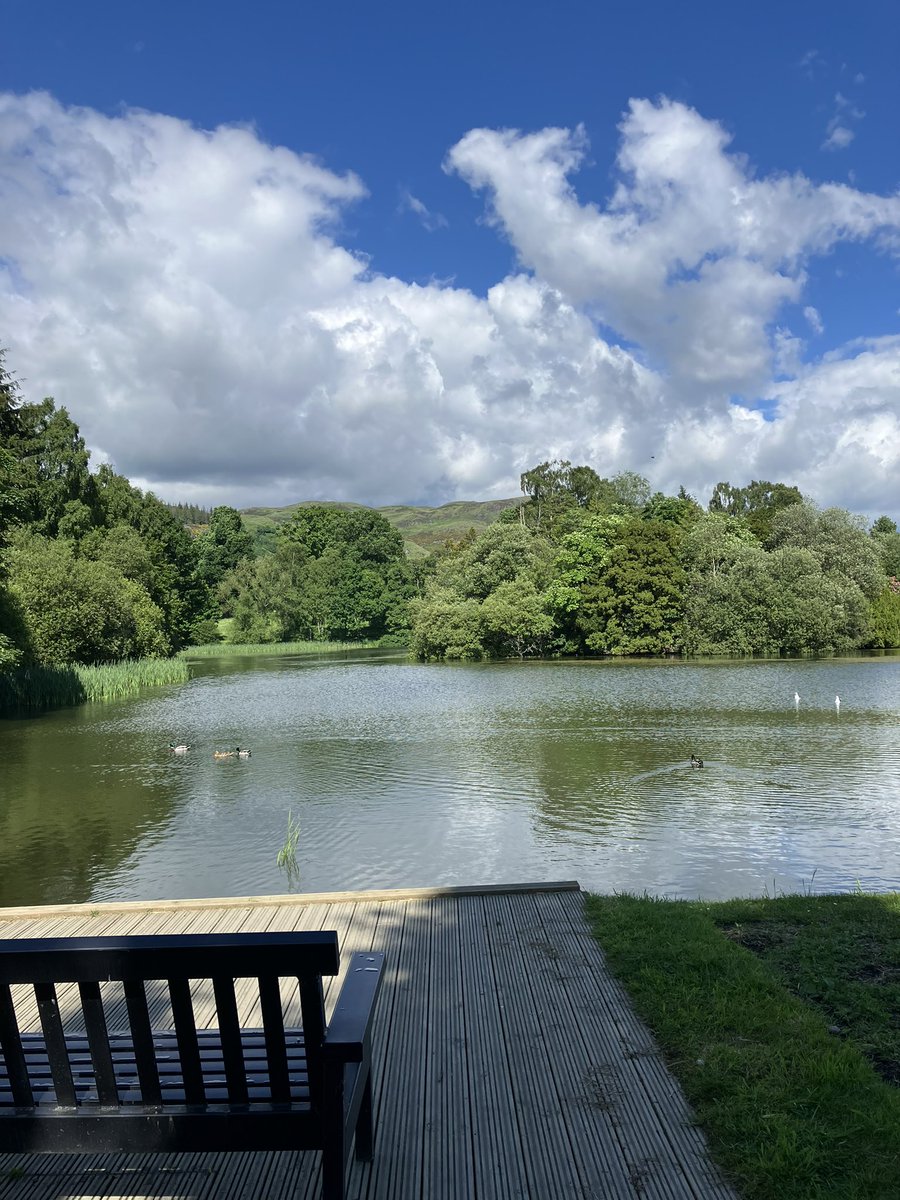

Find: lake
<box><xmin>1</xmin><ymin>650</ymin><xmax>898</xmax><ymax>907</ymax></box>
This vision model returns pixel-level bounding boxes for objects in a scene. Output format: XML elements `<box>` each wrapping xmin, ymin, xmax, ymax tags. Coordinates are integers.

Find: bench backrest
<box><xmin>0</xmin><ymin>931</ymin><xmax>340</xmax><ymax>1110</ymax></box>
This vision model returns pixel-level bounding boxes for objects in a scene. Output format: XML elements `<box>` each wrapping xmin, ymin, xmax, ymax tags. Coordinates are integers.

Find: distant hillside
<box><xmin>240</xmin><ymin>498</ymin><xmax>523</xmax><ymax>558</ymax></box>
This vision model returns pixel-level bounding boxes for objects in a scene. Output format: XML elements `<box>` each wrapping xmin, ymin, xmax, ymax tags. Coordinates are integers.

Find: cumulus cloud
<box><xmin>1</xmin><ymin>90</ymin><xmax>899</xmax><ymax>515</ymax></box>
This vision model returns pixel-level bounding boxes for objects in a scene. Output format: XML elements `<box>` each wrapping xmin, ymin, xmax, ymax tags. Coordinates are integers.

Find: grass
<box><xmin>276</xmin><ymin>810</ymin><xmax>302</xmax><ymax>886</ymax></box>
<box><xmin>0</xmin><ymin>657</ymin><xmax>189</xmax><ymax>715</ymax></box>
<box><xmin>585</xmin><ymin>891</ymin><xmax>900</xmax><ymax>1200</ymax></box>
<box><xmin>181</xmin><ymin>639</ymin><xmax>377</xmax><ymax>658</ymax></box>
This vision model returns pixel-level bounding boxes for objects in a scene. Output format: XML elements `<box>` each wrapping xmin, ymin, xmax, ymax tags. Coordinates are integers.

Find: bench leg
<box><xmin>322</xmin><ymin>1064</ymin><xmax>346</xmax><ymax>1200</ymax></box>
<box><xmin>354</xmin><ymin>1069</ymin><xmax>374</xmax><ymax>1162</ymax></box>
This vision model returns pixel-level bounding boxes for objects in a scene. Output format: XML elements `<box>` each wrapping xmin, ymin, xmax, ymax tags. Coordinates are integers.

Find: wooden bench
<box><xmin>0</xmin><ymin>931</ymin><xmax>384</xmax><ymax>1200</ymax></box>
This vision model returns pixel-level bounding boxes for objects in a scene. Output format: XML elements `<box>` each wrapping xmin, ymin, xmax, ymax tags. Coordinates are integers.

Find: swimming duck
<box><xmin>169</xmin><ymin>742</ymin><xmax>190</xmax><ymax>754</ymax></box>
<box><xmin>236</xmin><ymin>747</ymin><xmax>251</xmax><ymax>758</ymax></box>
<box><xmin>690</xmin><ymin>754</ymin><xmax>704</xmax><ymax>768</ymax></box>
<box><xmin>213</xmin><ymin>749</ymin><xmax>236</xmax><ymax>759</ymax></box>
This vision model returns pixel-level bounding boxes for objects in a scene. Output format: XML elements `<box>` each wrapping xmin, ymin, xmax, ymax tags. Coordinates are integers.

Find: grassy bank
<box><xmin>0</xmin><ymin>657</ymin><xmax>190</xmax><ymax>716</ymax></box>
<box><xmin>585</xmin><ymin>892</ymin><xmax>900</xmax><ymax>1199</ymax></box>
<box><xmin>181</xmin><ymin>638</ymin><xmax>378</xmax><ymax>658</ymax></box>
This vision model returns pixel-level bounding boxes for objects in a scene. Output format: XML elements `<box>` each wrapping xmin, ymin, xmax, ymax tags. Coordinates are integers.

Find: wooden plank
<box><xmin>420</xmin><ymin>896</ymin><xmax>473</xmax><ymax>1200</ymax></box>
<box><xmin>540</xmin><ymin>889</ymin><xmax>738</xmax><ymax>1199</ymax></box>
<box><xmin>360</xmin><ymin>897</ymin><xmax>427</xmax><ymax>1200</ymax></box>
<box><xmin>344</xmin><ymin>898</ymin><xmax>405</xmax><ymax>1200</ymax></box>
<box><xmin>479</xmin><ymin>890</ymin><xmax>587</xmax><ymax>1199</ymax></box>
<box><xmin>0</xmin><ymin>880</ymin><xmax>581</xmax><ymax>924</ymax></box>
<box><xmin>457</xmin><ymin>892</ymin><xmax>531</xmax><ymax>1198</ymax></box>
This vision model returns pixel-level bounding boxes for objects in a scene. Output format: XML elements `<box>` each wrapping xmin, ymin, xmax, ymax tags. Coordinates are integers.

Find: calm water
<box><xmin>1</xmin><ymin>651</ymin><xmax>899</xmax><ymax>906</ymax></box>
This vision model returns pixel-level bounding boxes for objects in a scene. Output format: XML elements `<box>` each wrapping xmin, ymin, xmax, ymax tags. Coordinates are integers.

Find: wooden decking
<box><xmin>0</xmin><ymin>884</ymin><xmax>737</xmax><ymax>1200</ymax></box>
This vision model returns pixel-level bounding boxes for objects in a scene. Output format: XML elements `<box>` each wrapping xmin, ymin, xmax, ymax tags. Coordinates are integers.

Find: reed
<box><xmin>75</xmin><ymin>658</ymin><xmax>190</xmax><ymax>701</ymax></box>
<box><xmin>276</xmin><ymin>810</ymin><xmax>302</xmax><ymax>875</ymax></box>
<box><xmin>0</xmin><ymin>657</ymin><xmax>189</xmax><ymax>716</ymax></box>
<box><xmin>182</xmin><ymin>639</ymin><xmax>376</xmax><ymax>658</ymax></box>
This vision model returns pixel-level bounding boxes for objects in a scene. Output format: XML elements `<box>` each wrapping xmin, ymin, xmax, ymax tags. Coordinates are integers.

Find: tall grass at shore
<box><xmin>181</xmin><ymin>639</ymin><xmax>376</xmax><ymax>658</ymax></box>
<box><xmin>0</xmin><ymin>657</ymin><xmax>189</xmax><ymax>716</ymax></box>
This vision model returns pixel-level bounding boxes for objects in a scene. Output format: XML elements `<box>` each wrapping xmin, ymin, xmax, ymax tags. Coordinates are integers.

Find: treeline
<box><xmin>3</xmin><ymin>343</ymin><xmax>898</xmax><ymax>673</ymax></box>
<box><xmin>410</xmin><ymin>461</ymin><xmax>900</xmax><ymax>659</ymax></box>
<box><xmin>0</xmin><ymin>349</ymin><xmax>411</xmax><ymax>672</ymax></box>
<box><xmin>0</xmin><ymin>351</ymin><xmax>243</xmax><ymax>671</ymax></box>
<box><xmin>166</xmin><ymin>502</ymin><xmax>212</xmax><ymax>525</ymax></box>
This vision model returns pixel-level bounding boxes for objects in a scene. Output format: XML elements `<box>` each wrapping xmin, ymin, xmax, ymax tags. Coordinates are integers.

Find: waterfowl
<box><xmin>169</xmin><ymin>742</ymin><xmax>190</xmax><ymax>754</ymax></box>
<box><xmin>236</xmin><ymin>747</ymin><xmax>251</xmax><ymax>758</ymax></box>
<box><xmin>213</xmin><ymin>749</ymin><xmax>236</xmax><ymax>759</ymax></box>
<box><xmin>690</xmin><ymin>754</ymin><xmax>704</xmax><ymax>768</ymax></box>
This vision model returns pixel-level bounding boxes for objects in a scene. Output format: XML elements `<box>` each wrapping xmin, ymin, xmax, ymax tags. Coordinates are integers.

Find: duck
<box><xmin>236</xmin><ymin>747</ymin><xmax>251</xmax><ymax>758</ymax></box>
<box><xmin>213</xmin><ymin>749</ymin><xmax>237</xmax><ymax>759</ymax></box>
<box><xmin>690</xmin><ymin>754</ymin><xmax>704</xmax><ymax>769</ymax></box>
<box><xmin>168</xmin><ymin>742</ymin><xmax>190</xmax><ymax>754</ymax></box>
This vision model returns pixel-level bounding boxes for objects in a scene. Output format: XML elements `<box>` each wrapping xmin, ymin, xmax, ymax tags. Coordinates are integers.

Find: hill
<box><xmin>240</xmin><ymin>498</ymin><xmax>522</xmax><ymax>558</ymax></box>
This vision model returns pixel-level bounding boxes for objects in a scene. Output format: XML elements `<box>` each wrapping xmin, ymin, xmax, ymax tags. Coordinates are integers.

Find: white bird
<box><xmin>835</xmin><ymin>695</ymin><xmax>841</xmax><ymax>711</ymax></box>
<box><xmin>794</xmin><ymin>692</ymin><xmax>800</xmax><ymax>708</ymax></box>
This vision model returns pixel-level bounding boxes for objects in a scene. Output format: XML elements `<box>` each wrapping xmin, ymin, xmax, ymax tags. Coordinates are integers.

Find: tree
<box><xmin>866</xmin><ymin>579</ymin><xmax>900</xmax><ymax>649</ymax></box>
<box><xmin>7</xmin><ymin>533</ymin><xmax>169</xmax><ymax>664</ymax></box>
<box><xmin>610</xmin><ymin>471</ymin><xmax>652</xmax><ymax>510</ymax></box>
<box><xmin>93</xmin><ymin>467</ymin><xmax>210</xmax><ymax>646</ymax></box>
<box><xmin>227</xmin><ymin>506</ymin><xmax>414</xmax><ymax>644</ymax></box>
<box><xmin>871</xmin><ymin>529</ymin><xmax>900</xmax><ymax>578</ymax></box>
<box><xmin>871</xmin><ymin>516</ymin><xmax>897</xmax><ymax>535</ymax></box>
<box><xmin>575</xmin><ymin>517</ymin><xmax>685</xmax><ymax>655</ymax></box>
<box><xmin>480</xmin><ymin>580</ymin><xmax>555</xmax><ymax>658</ymax></box>
<box><xmin>519</xmin><ymin>460</ymin><xmax>576</xmax><ymax>534</ymax></box>
<box><xmin>410</xmin><ymin>523</ymin><xmax>555</xmax><ymax>660</ymax></box>
<box><xmin>767</xmin><ymin>504</ymin><xmax>883</xmax><ymax>599</ymax></box>
<box><xmin>195</xmin><ymin>506</ymin><xmax>254</xmax><ymax>590</ymax></box>
<box><xmin>708</xmin><ymin>479</ymin><xmax>803</xmax><ymax>543</ymax></box>
<box><xmin>680</xmin><ymin>514</ymin><xmax>761</xmax><ymax>653</ymax></box>
<box><xmin>4</xmin><ymin>398</ymin><xmax>96</xmax><ymax>536</ymax></box>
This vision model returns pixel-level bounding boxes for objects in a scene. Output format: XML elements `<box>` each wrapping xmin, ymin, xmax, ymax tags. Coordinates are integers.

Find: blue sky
<box><xmin>1</xmin><ymin>0</ymin><xmax>898</xmax><ymax>513</ymax></box>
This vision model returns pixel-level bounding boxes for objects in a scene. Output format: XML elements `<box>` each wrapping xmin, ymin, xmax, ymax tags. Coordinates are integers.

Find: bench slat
<box><xmin>212</xmin><ymin>975</ymin><xmax>249</xmax><ymax>1105</ymax></box>
<box><xmin>34</xmin><ymin>983</ymin><xmax>76</xmax><ymax>1107</ymax></box>
<box><xmin>258</xmin><ymin>974</ymin><xmax>290</xmax><ymax>1104</ymax></box>
<box><xmin>78</xmin><ymin>982</ymin><xmax>118</xmax><ymax>1105</ymax></box>
<box><xmin>0</xmin><ymin>984</ymin><xmax>32</xmax><ymax>1106</ymax></box>
<box><xmin>167</xmin><ymin>978</ymin><xmax>204</xmax><ymax>1105</ymax></box>
<box><xmin>123</xmin><ymin>978</ymin><xmax>162</xmax><ymax>1105</ymax></box>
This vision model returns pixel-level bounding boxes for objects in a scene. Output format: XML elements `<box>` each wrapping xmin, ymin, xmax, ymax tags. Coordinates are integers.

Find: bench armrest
<box><xmin>322</xmin><ymin>952</ymin><xmax>385</xmax><ymax>1062</ymax></box>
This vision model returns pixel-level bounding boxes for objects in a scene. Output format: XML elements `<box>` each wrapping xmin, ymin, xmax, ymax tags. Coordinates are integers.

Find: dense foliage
<box><xmin>222</xmin><ymin>505</ymin><xmax>414</xmax><ymax>643</ymax></box>
<box><xmin>0</xmin><ymin>351</ymin><xmax>214</xmax><ymax>671</ymax></box>
<box><xmin>410</xmin><ymin>459</ymin><xmax>898</xmax><ymax>660</ymax></box>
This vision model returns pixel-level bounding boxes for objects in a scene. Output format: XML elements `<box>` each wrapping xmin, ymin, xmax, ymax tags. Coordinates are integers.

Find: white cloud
<box><xmin>447</xmin><ymin>99</ymin><xmax>899</xmax><ymax>400</ymax></box>
<box><xmin>822</xmin><ymin>91</ymin><xmax>864</xmax><ymax>152</ymax></box>
<box><xmin>399</xmin><ymin>188</ymin><xmax>448</xmax><ymax>231</ymax></box>
<box><xmin>1</xmin><ymin>90</ymin><xmax>899</xmax><ymax>516</ymax></box>
<box><xmin>822</xmin><ymin>125</ymin><xmax>855</xmax><ymax>151</ymax></box>
<box><xmin>803</xmin><ymin>306</ymin><xmax>824</xmax><ymax>335</ymax></box>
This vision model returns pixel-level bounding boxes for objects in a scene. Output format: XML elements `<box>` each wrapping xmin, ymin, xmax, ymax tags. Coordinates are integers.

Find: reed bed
<box><xmin>0</xmin><ymin>657</ymin><xmax>189</xmax><ymax>716</ymax></box>
<box><xmin>181</xmin><ymin>639</ymin><xmax>376</xmax><ymax>658</ymax></box>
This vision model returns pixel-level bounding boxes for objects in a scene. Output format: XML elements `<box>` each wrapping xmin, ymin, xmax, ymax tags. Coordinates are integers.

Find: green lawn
<box><xmin>585</xmin><ymin>892</ymin><xmax>900</xmax><ymax>1199</ymax></box>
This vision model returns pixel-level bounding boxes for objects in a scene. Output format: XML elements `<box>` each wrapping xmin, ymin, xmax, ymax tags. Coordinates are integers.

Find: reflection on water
<box><xmin>1</xmin><ymin>650</ymin><xmax>898</xmax><ymax>905</ymax></box>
